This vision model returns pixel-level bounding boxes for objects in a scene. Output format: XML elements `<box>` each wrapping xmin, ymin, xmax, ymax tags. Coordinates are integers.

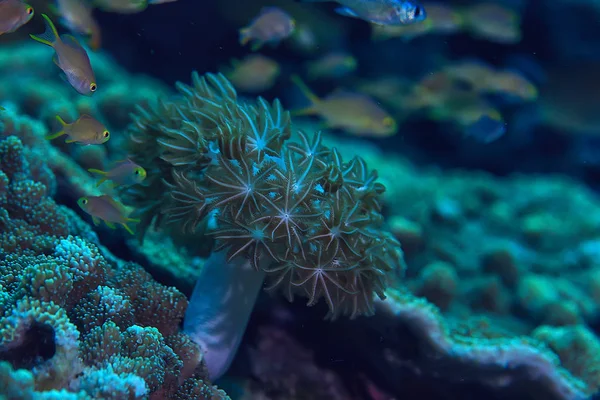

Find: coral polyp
<box><xmin>123</xmin><ymin>72</ymin><xmax>404</xmax><ymax>318</ymax></box>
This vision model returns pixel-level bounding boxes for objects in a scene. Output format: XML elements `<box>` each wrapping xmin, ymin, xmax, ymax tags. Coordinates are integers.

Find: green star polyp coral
<box><xmin>123</xmin><ymin>72</ymin><xmax>404</xmax><ymax>319</ymax></box>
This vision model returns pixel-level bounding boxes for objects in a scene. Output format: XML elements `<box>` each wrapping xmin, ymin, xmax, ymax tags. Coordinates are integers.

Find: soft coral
<box><xmin>122</xmin><ymin>72</ymin><xmax>405</xmax><ymax>378</ymax></box>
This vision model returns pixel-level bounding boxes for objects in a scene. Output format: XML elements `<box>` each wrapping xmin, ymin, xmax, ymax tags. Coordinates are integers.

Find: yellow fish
<box><xmin>291</xmin><ymin>75</ymin><xmax>397</xmax><ymax>137</ymax></box>
<box><xmin>30</xmin><ymin>14</ymin><xmax>97</xmax><ymax>96</ymax></box>
<box><xmin>45</xmin><ymin>114</ymin><xmax>110</xmax><ymax>145</ymax></box>
<box><xmin>88</xmin><ymin>159</ymin><xmax>147</xmax><ymax>188</ymax></box>
<box><xmin>77</xmin><ymin>195</ymin><xmax>140</xmax><ymax>234</ymax></box>
<box><xmin>0</xmin><ymin>0</ymin><xmax>34</xmax><ymax>36</ymax></box>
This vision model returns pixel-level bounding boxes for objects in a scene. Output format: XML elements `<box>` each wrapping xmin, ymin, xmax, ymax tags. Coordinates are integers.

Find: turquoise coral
<box><xmin>0</xmin><ymin>134</ymin><xmax>228</xmax><ymax>399</ymax></box>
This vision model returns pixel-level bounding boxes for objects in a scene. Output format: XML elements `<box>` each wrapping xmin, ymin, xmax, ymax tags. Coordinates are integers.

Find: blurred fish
<box><xmin>52</xmin><ymin>0</ymin><xmax>101</xmax><ymax>50</ymax></box>
<box><xmin>291</xmin><ymin>75</ymin><xmax>397</xmax><ymax>136</ymax></box>
<box><xmin>240</xmin><ymin>7</ymin><xmax>296</xmax><ymax>51</ymax></box>
<box><xmin>77</xmin><ymin>195</ymin><xmax>140</xmax><ymax>234</ymax></box>
<box><xmin>443</xmin><ymin>61</ymin><xmax>537</xmax><ymax>101</ymax></box>
<box><xmin>0</xmin><ymin>0</ymin><xmax>34</xmax><ymax>36</ymax></box>
<box><xmin>302</xmin><ymin>0</ymin><xmax>426</xmax><ymax>26</ymax></box>
<box><xmin>371</xmin><ymin>2</ymin><xmax>460</xmax><ymax>41</ymax></box>
<box><xmin>88</xmin><ymin>159</ymin><xmax>147</xmax><ymax>188</ymax></box>
<box><xmin>306</xmin><ymin>52</ymin><xmax>357</xmax><ymax>80</ymax></box>
<box><xmin>45</xmin><ymin>114</ymin><xmax>110</xmax><ymax>145</ymax></box>
<box><xmin>93</xmin><ymin>0</ymin><xmax>178</xmax><ymax>14</ymax></box>
<box><xmin>224</xmin><ymin>54</ymin><xmax>280</xmax><ymax>93</ymax></box>
<box><xmin>443</xmin><ymin>59</ymin><xmax>495</xmax><ymax>92</ymax></box>
<box><xmin>464</xmin><ymin>114</ymin><xmax>506</xmax><ymax>143</ymax></box>
<box><xmin>30</xmin><ymin>14</ymin><xmax>97</xmax><ymax>96</ymax></box>
<box><xmin>461</xmin><ymin>3</ymin><xmax>521</xmax><ymax>44</ymax></box>
<box><xmin>485</xmin><ymin>70</ymin><xmax>538</xmax><ymax>101</ymax></box>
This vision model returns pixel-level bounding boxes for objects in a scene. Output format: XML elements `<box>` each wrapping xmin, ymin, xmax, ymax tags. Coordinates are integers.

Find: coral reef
<box><xmin>0</xmin><ymin>133</ymin><xmax>229</xmax><ymax>398</ymax></box>
<box><xmin>2</xmin><ymin>39</ymin><xmax>600</xmax><ymax>400</ymax></box>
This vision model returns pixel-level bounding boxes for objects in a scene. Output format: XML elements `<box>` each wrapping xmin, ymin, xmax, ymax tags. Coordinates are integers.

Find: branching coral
<box><xmin>0</xmin><ymin>135</ymin><xmax>228</xmax><ymax>399</ymax></box>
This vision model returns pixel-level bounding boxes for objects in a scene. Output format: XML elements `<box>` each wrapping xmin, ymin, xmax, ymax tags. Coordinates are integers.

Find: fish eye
<box><xmin>103</xmin><ymin>131</ymin><xmax>110</xmax><ymax>138</ymax></box>
<box><xmin>414</xmin><ymin>6</ymin><xmax>421</xmax><ymax>17</ymax></box>
<box><xmin>81</xmin><ymin>198</ymin><xmax>88</xmax><ymax>205</ymax></box>
<box><xmin>26</xmin><ymin>7</ymin><xmax>34</xmax><ymax>15</ymax></box>
<box><xmin>134</xmin><ymin>169</ymin><xmax>140</xmax><ymax>175</ymax></box>
<box><xmin>90</xmin><ymin>83</ymin><xmax>97</xmax><ymax>92</ymax></box>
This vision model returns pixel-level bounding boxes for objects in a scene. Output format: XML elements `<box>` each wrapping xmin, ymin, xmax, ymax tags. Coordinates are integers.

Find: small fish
<box><xmin>88</xmin><ymin>159</ymin><xmax>147</xmax><ymax>188</ymax></box>
<box><xmin>52</xmin><ymin>0</ymin><xmax>101</xmax><ymax>50</ymax></box>
<box><xmin>45</xmin><ymin>114</ymin><xmax>110</xmax><ymax>145</ymax></box>
<box><xmin>291</xmin><ymin>75</ymin><xmax>397</xmax><ymax>136</ymax></box>
<box><xmin>93</xmin><ymin>0</ymin><xmax>178</xmax><ymax>14</ymax></box>
<box><xmin>485</xmin><ymin>70</ymin><xmax>538</xmax><ymax>101</ymax></box>
<box><xmin>239</xmin><ymin>7</ymin><xmax>296</xmax><ymax>51</ymax></box>
<box><xmin>302</xmin><ymin>0</ymin><xmax>426</xmax><ymax>26</ymax></box>
<box><xmin>465</xmin><ymin>114</ymin><xmax>506</xmax><ymax>143</ymax></box>
<box><xmin>306</xmin><ymin>52</ymin><xmax>357</xmax><ymax>80</ymax></box>
<box><xmin>77</xmin><ymin>195</ymin><xmax>140</xmax><ymax>234</ymax></box>
<box><xmin>461</xmin><ymin>3</ymin><xmax>521</xmax><ymax>44</ymax></box>
<box><xmin>0</xmin><ymin>0</ymin><xmax>34</xmax><ymax>36</ymax></box>
<box><xmin>372</xmin><ymin>3</ymin><xmax>460</xmax><ymax>41</ymax></box>
<box><xmin>225</xmin><ymin>54</ymin><xmax>280</xmax><ymax>93</ymax></box>
<box><xmin>30</xmin><ymin>14</ymin><xmax>97</xmax><ymax>96</ymax></box>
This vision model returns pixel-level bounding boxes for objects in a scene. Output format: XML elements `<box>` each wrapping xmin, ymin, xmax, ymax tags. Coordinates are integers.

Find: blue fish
<box><xmin>465</xmin><ymin>115</ymin><xmax>507</xmax><ymax>143</ymax></box>
<box><xmin>301</xmin><ymin>0</ymin><xmax>426</xmax><ymax>26</ymax></box>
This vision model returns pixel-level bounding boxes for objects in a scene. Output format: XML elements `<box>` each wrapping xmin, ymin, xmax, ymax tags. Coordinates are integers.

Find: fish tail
<box><xmin>44</xmin><ymin>130</ymin><xmax>65</xmax><ymax>140</ymax></box>
<box><xmin>94</xmin><ymin>177</ymin><xmax>108</xmax><ymax>187</ymax></box>
<box><xmin>291</xmin><ymin>74</ymin><xmax>321</xmax><ymax>105</ymax></box>
<box><xmin>239</xmin><ymin>28</ymin><xmax>251</xmax><ymax>46</ymax></box>
<box><xmin>55</xmin><ymin>115</ymin><xmax>68</xmax><ymax>126</ymax></box>
<box><xmin>87</xmin><ymin>168</ymin><xmax>109</xmax><ymax>186</ymax></box>
<box><xmin>87</xmin><ymin>168</ymin><xmax>108</xmax><ymax>176</ymax></box>
<box><xmin>121</xmin><ymin>223</ymin><xmax>135</xmax><ymax>235</ymax></box>
<box><xmin>29</xmin><ymin>14</ymin><xmax>60</xmax><ymax>47</ymax></box>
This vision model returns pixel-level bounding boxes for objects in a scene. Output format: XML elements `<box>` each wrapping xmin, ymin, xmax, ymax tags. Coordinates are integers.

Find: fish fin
<box><xmin>105</xmin><ymin>221</ymin><xmax>116</xmax><ymax>229</ymax></box>
<box><xmin>239</xmin><ymin>28</ymin><xmax>251</xmax><ymax>46</ymax></box>
<box><xmin>95</xmin><ymin>177</ymin><xmax>108</xmax><ymax>187</ymax></box>
<box><xmin>121</xmin><ymin>223</ymin><xmax>135</xmax><ymax>235</ymax></box>
<box><xmin>290</xmin><ymin>74</ymin><xmax>321</xmax><ymax>105</ymax></box>
<box><xmin>44</xmin><ymin>130</ymin><xmax>65</xmax><ymax>140</ymax></box>
<box><xmin>29</xmin><ymin>14</ymin><xmax>60</xmax><ymax>47</ymax></box>
<box><xmin>52</xmin><ymin>55</ymin><xmax>60</xmax><ymax>67</ymax></box>
<box><xmin>92</xmin><ymin>216</ymin><xmax>101</xmax><ymax>226</ymax></box>
<box><xmin>87</xmin><ymin>168</ymin><xmax>108</xmax><ymax>176</ymax></box>
<box><xmin>65</xmin><ymin>138</ymin><xmax>77</xmax><ymax>143</ymax></box>
<box><xmin>126</xmin><ymin>217</ymin><xmax>141</xmax><ymax>223</ymax></box>
<box><xmin>55</xmin><ymin>115</ymin><xmax>68</xmax><ymax>127</ymax></box>
<box><xmin>334</xmin><ymin>6</ymin><xmax>359</xmax><ymax>18</ymax></box>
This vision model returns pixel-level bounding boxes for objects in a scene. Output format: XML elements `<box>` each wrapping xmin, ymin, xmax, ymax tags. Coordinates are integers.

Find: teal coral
<box><xmin>0</xmin><ymin>134</ymin><xmax>228</xmax><ymax>399</ymax></box>
<box><xmin>124</xmin><ymin>72</ymin><xmax>404</xmax><ymax>318</ymax></box>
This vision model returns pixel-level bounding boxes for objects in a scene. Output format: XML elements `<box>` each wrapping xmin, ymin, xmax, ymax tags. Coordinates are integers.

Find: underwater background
<box><xmin>1</xmin><ymin>0</ymin><xmax>600</xmax><ymax>399</ymax></box>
